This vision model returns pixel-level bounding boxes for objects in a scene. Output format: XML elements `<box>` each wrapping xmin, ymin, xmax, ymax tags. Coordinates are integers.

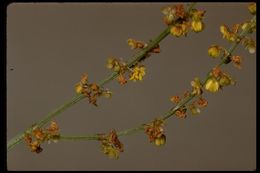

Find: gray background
<box><xmin>7</xmin><ymin>3</ymin><xmax>256</xmax><ymax>171</ymax></box>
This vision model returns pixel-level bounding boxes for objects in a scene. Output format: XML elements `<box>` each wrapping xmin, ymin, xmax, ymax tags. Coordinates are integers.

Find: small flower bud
<box><xmin>241</xmin><ymin>22</ymin><xmax>250</xmax><ymax>31</ymax></box>
<box><xmin>205</xmin><ymin>77</ymin><xmax>220</xmax><ymax>93</ymax></box>
<box><xmin>248</xmin><ymin>3</ymin><xmax>256</xmax><ymax>15</ymax></box>
<box><xmin>248</xmin><ymin>46</ymin><xmax>256</xmax><ymax>54</ymax></box>
<box><xmin>189</xmin><ymin>105</ymin><xmax>201</xmax><ymax>115</ymax></box>
<box><xmin>219</xmin><ymin>75</ymin><xmax>232</xmax><ymax>86</ymax></box>
<box><xmin>75</xmin><ymin>84</ymin><xmax>83</xmax><ymax>94</ymax></box>
<box><xmin>102</xmin><ymin>91</ymin><xmax>112</xmax><ymax>98</ymax></box>
<box><xmin>113</xmin><ymin>64</ymin><xmax>121</xmax><ymax>72</ymax></box>
<box><xmin>106</xmin><ymin>58</ymin><xmax>115</xmax><ymax>69</ymax></box>
<box><xmin>170</xmin><ymin>25</ymin><xmax>183</xmax><ymax>37</ymax></box>
<box><xmin>191</xmin><ymin>20</ymin><xmax>204</xmax><ymax>33</ymax></box>
<box><xmin>154</xmin><ymin>134</ymin><xmax>166</xmax><ymax>146</ymax></box>
<box><xmin>208</xmin><ymin>45</ymin><xmax>221</xmax><ymax>58</ymax></box>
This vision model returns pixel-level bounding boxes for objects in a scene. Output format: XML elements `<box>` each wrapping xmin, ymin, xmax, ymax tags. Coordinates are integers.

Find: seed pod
<box><xmin>205</xmin><ymin>77</ymin><xmax>220</xmax><ymax>93</ymax></box>
<box><xmin>154</xmin><ymin>134</ymin><xmax>166</xmax><ymax>146</ymax></box>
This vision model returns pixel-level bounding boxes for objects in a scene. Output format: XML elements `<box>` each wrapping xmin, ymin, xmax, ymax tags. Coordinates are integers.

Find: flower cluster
<box><xmin>171</xmin><ymin>91</ymin><xmax>193</xmax><ymax>118</ymax></box>
<box><xmin>190</xmin><ymin>77</ymin><xmax>203</xmax><ymax>96</ymax></box>
<box><xmin>220</xmin><ymin>3</ymin><xmax>256</xmax><ymax>44</ymax></box>
<box><xmin>188</xmin><ymin>97</ymin><xmax>208</xmax><ymax>115</ymax></box>
<box><xmin>106</xmin><ymin>57</ymin><xmax>147</xmax><ymax>84</ymax></box>
<box><xmin>143</xmin><ymin>119</ymin><xmax>166</xmax><ymax>146</ymax></box>
<box><xmin>23</xmin><ymin>121</ymin><xmax>60</xmax><ymax>153</ymax></box>
<box><xmin>99</xmin><ymin>129</ymin><xmax>124</xmax><ymax>159</ymax></box>
<box><xmin>205</xmin><ymin>3</ymin><xmax>256</xmax><ymax>93</ymax></box>
<box><xmin>204</xmin><ymin>67</ymin><xmax>235</xmax><ymax>93</ymax></box>
<box><xmin>161</xmin><ymin>4</ymin><xmax>206</xmax><ymax>37</ymax></box>
<box><xmin>242</xmin><ymin>37</ymin><xmax>256</xmax><ymax>54</ymax></box>
<box><xmin>75</xmin><ymin>74</ymin><xmax>112</xmax><ymax>106</ymax></box>
<box><xmin>171</xmin><ymin>84</ymin><xmax>209</xmax><ymax>117</ymax></box>
<box><xmin>248</xmin><ymin>3</ymin><xmax>256</xmax><ymax>15</ymax></box>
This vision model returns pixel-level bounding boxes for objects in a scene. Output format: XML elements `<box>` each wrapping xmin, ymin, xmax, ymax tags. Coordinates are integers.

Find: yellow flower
<box><xmin>220</xmin><ymin>25</ymin><xmax>237</xmax><ymax>42</ymax></box>
<box><xmin>75</xmin><ymin>83</ymin><xmax>83</xmax><ymax>94</ymax></box>
<box><xmin>102</xmin><ymin>144</ymin><xmax>119</xmax><ymax>159</ymax></box>
<box><xmin>102</xmin><ymin>90</ymin><xmax>112</xmax><ymax>98</ymax></box>
<box><xmin>191</xmin><ymin>9</ymin><xmax>206</xmax><ymax>21</ymax></box>
<box><xmin>117</xmin><ymin>73</ymin><xmax>127</xmax><ymax>85</ymax></box>
<box><xmin>170</xmin><ymin>25</ymin><xmax>183</xmax><ymax>37</ymax></box>
<box><xmin>208</xmin><ymin>45</ymin><xmax>221</xmax><ymax>58</ymax></box>
<box><xmin>219</xmin><ymin>75</ymin><xmax>233</xmax><ymax>87</ymax></box>
<box><xmin>106</xmin><ymin>58</ymin><xmax>115</xmax><ymax>69</ymax></box>
<box><xmin>191</xmin><ymin>20</ymin><xmax>204</xmax><ymax>32</ymax></box>
<box><xmin>129</xmin><ymin>66</ymin><xmax>146</xmax><ymax>82</ymax></box>
<box><xmin>154</xmin><ymin>134</ymin><xmax>166</xmax><ymax>146</ymax></box>
<box><xmin>191</xmin><ymin>77</ymin><xmax>203</xmax><ymax>96</ymax></box>
<box><xmin>248</xmin><ymin>3</ymin><xmax>256</xmax><ymax>15</ymax></box>
<box><xmin>205</xmin><ymin>77</ymin><xmax>220</xmax><ymax>93</ymax></box>
<box><xmin>127</xmin><ymin>38</ymin><xmax>145</xmax><ymax>49</ymax></box>
<box><xmin>189</xmin><ymin>104</ymin><xmax>201</xmax><ymax>115</ymax></box>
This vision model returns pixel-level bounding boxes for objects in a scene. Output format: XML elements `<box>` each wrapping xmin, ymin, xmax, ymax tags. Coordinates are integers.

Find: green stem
<box><xmin>7</xmin><ymin>3</ymin><xmax>198</xmax><ymax>151</ymax></box>
<box><xmin>58</xmin><ymin>14</ymin><xmax>255</xmax><ymax>142</ymax></box>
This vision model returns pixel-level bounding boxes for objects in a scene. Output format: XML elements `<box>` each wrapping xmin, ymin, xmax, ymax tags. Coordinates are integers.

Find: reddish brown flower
<box><xmin>197</xmin><ymin>97</ymin><xmax>208</xmax><ymax>108</ymax></box>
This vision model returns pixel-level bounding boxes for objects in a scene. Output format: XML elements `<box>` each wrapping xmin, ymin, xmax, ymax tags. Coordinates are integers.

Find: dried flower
<box><xmin>46</xmin><ymin>121</ymin><xmax>59</xmax><ymax>136</ymax></box>
<box><xmin>191</xmin><ymin>9</ymin><xmax>206</xmax><ymax>21</ymax></box>
<box><xmin>144</xmin><ymin>119</ymin><xmax>165</xmax><ymax>145</ymax></box>
<box><xmin>32</xmin><ymin>128</ymin><xmax>46</xmax><ymax>141</ymax></box>
<box><xmin>161</xmin><ymin>4</ymin><xmax>185</xmax><ymax>25</ymax></box>
<box><xmin>102</xmin><ymin>143</ymin><xmax>120</xmax><ymax>159</ymax></box>
<box><xmin>175</xmin><ymin>107</ymin><xmax>187</xmax><ymax>119</ymax></box>
<box><xmin>127</xmin><ymin>38</ymin><xmax>146</xmax><ymax>49</ymax></box>
<box><xmin>170</xmin><ymin>96</ymin><xmax>181</xmax><ymax>104</ymax></box>
<box><xmin>30</xmin><ymin>141</ymin><xmax>43</xmax><ymax>153</ymax></box>
<box><xmin>170</xmin><ymin>22</ymin><xmax>189</xmax><ymax>37</ymax></box>
<box><xmin>220</xmin><ymin>25</ymin><xmax>238</xmax><ymax>42</ymax></box>
<box><xmin>231</xmin><ymin>55</ymin><xmax>242</xmax><ymax>69</ymax></box>
<box><xmin>211</xmin><ymin>67</ymin><xmax>222</xmax><ymax>78</ymax></box>
<box><xmin>191</xmin><ymin>77</ymin><xmax>203</xmax><ymax>96</ymax></box>
<box><xmin>174</xmin><ymin>4</ymin><xmax>185</xmax><ymax>18</ymax></box>
<box><xmin>75</xmin><ymin>74</ymin><xmax>88</xmax><ymax>94</ymax></box>
<box><xmin>117</xmin><ymin>73</ymin><xmax>128</xmax><ymax>85</ymax></box>
<box><xmin>151</xmin><ymin>44</ymin><xmax>161</xmax><ymax>53</ymax></box>
<box><xmin>100</xmin><ymin>130</ymin><xmax>124</xmax><ymax>159</ymax></box>
<box><xmin>197</xmin><ymin>97</ymin><xmax>208</xmax><ymax>108</ymax></box>
<box><xmin>189</xmin><ymin>104</ymin><xmax>201</xmax><ymax>115</ymax></box>
<box><xmin>129</xmin><ymin>66</ymin><xmax>146</xmax><ymax>82</ymax></box>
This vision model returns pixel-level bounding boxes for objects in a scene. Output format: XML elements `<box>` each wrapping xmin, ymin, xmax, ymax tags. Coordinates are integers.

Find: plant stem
<box><xmin>7</xmin><ymin>3</ymin><xmax>198</xmax><ymax>151</ymax></box>
<box><xmin>58</xmin><ymin>15</ymin><xmax>255</xmax><ymax>142</ymax></box>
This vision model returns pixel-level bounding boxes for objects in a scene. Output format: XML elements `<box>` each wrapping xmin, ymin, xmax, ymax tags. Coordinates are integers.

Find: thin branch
<box><xmin>58</xmin><ymin>14</ymin><xmax>255</xmax><ymax>142</ymax></box>
<box><xmin>7</xmin><ymin>3</ymin><xmax>197</xmax><ymax>151</ymax></box>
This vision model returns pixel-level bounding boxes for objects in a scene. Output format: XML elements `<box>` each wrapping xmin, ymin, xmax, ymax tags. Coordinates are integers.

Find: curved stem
<box><xmin>58</xmin><ymin>15</ymin><xmax>255</xmax><ymax>142</ymax></box>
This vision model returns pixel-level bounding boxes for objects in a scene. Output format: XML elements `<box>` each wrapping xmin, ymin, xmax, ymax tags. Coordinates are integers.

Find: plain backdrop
<box><xmin>7</xmin><ymin>2</ymin><xmax>256</xmax><ymax>171</ymax></box>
